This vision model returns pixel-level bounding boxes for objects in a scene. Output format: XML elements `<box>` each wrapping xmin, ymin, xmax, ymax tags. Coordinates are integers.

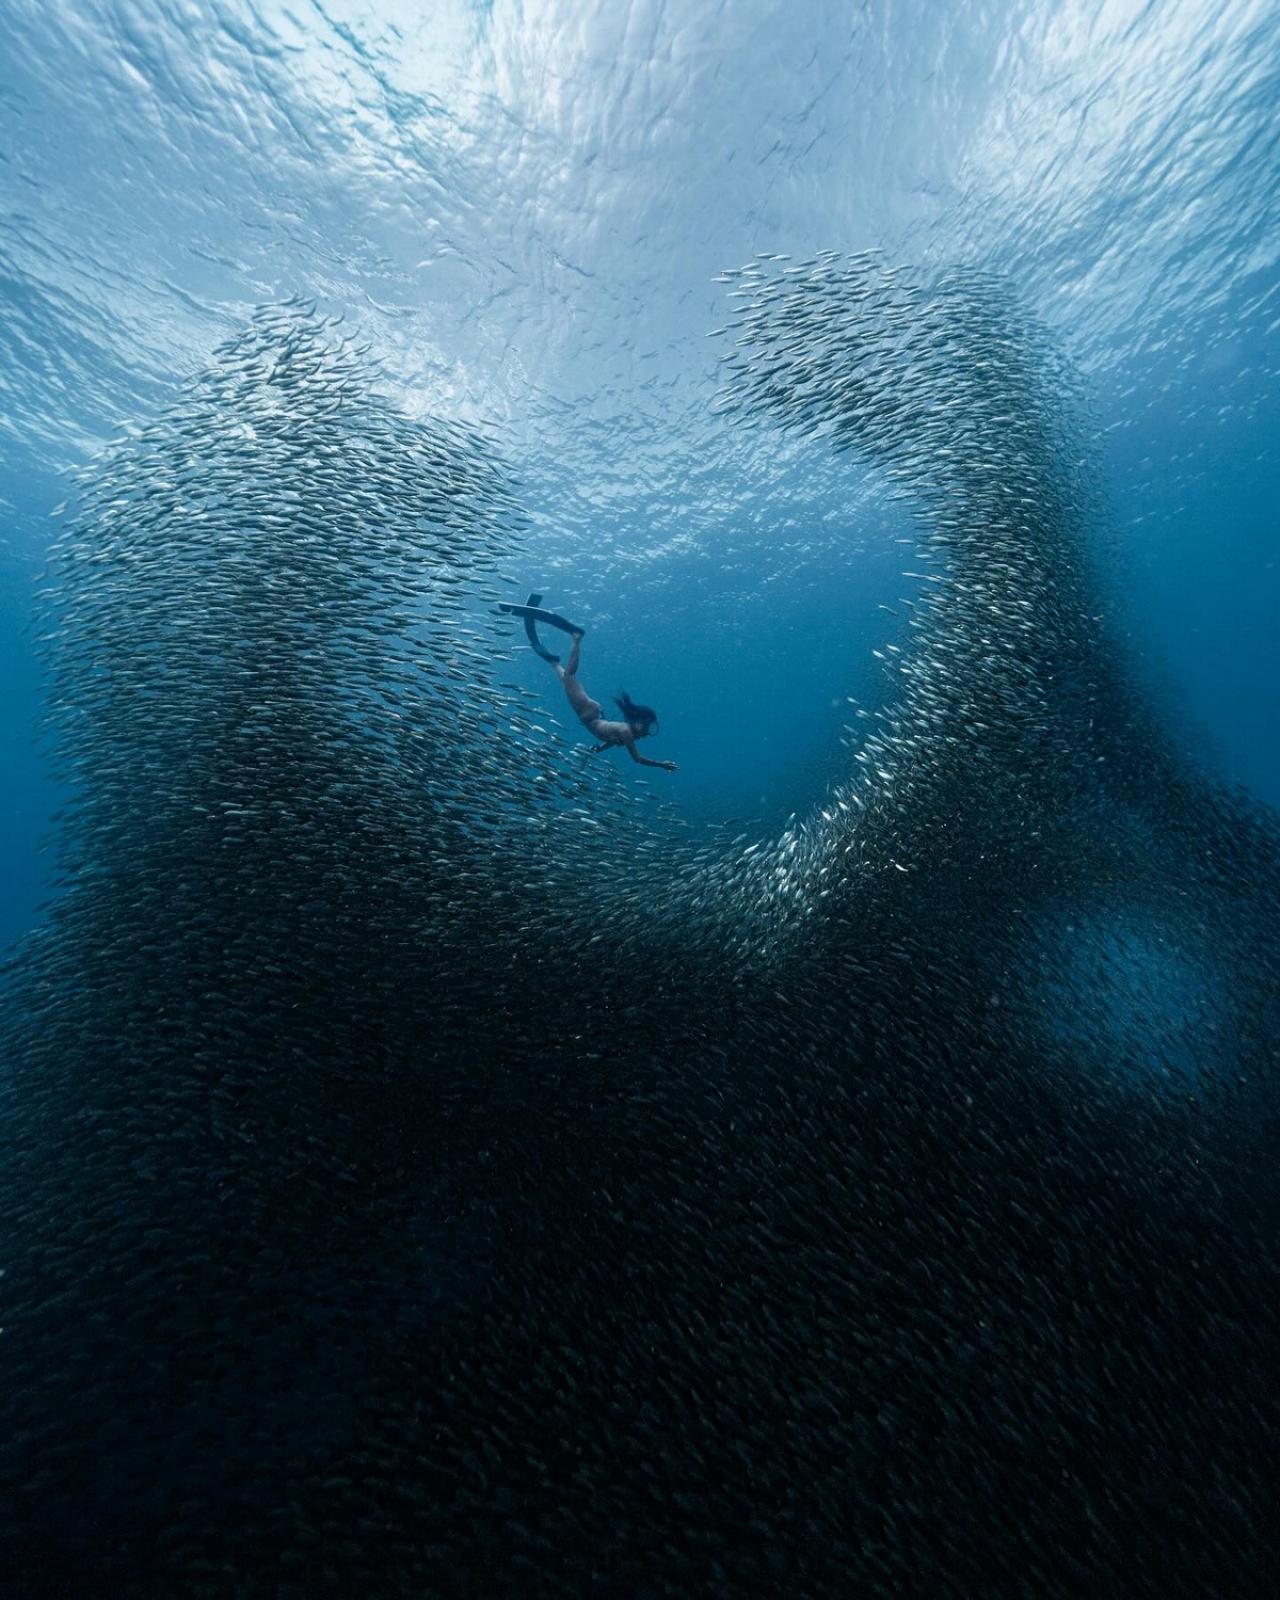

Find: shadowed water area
<box><xmin>2</xmin><ymin>251</ymin><xmax>1278</xmax><ymax>1596</ymax></box>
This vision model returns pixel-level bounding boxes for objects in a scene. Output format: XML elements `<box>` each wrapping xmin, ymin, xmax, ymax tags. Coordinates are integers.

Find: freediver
<box><xmin>497</xmin><ymin>594</ymin><xmax>677</xmax><ymax>770</ymax></box>
<box><xmin>555</xmin><ymin>628</ymin><xmax>677</xmax><ymax>770</ymax></box>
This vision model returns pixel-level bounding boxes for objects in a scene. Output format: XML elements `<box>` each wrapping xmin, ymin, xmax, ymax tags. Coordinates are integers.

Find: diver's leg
<box><xmin>561</xmin><ymin>678</ymin><xmax>598</xmax><ymax>720</ymax></box>
<box><xmin>552</xmin><ymin>631</ymin><xmax>595</xmax><ymax>718</ymax></box>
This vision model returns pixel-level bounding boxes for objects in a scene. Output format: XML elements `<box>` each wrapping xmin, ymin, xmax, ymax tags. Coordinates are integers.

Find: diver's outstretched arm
<box><xmin>628</xmin><ymin>744</ymin><xmax>677</xmax><ymax>771</ymax></box>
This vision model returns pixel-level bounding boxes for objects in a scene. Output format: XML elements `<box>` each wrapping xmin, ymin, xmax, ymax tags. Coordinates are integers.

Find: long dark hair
<box><xmin>616</xmin><ymin>691</ymin><xmax>658</xmax><ymax>734</ymax></box>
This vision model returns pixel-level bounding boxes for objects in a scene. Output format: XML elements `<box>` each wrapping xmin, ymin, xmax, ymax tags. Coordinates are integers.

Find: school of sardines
<box><xmin>1</xmin><ymin>259</ymin><xmax>1278</xmax><ymax>1598</ymax></box>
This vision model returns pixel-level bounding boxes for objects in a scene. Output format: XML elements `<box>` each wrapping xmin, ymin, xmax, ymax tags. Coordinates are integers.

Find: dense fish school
<box><xmin>2</xmin><ymin>261</ymin><xmax>1278</xmax><ymax>1598</ymax></box>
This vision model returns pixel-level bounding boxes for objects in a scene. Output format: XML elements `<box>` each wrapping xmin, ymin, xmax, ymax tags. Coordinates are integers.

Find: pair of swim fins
<box><xmin>496</xmin><ymin>592</ymin><xmax>581</xmax><ymax>662</ymax></box>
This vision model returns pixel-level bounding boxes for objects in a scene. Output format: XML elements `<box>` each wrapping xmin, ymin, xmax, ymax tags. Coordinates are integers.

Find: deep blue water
<box><xmin>2</xmin><ymin>0</ymin><xmax>1277</xmax><ymax>950</ymax></box>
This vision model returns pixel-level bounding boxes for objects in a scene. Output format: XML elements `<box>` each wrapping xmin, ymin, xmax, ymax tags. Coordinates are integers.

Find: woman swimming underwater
<box><xmin>496</xmin><ymin>595</ymin><xmax>677</xmax><ymax>770</ymax></box>
<box><xmin>555</xmin><ymin>630</ymin><xmax>677</xmax><ymax>771</ymax></box>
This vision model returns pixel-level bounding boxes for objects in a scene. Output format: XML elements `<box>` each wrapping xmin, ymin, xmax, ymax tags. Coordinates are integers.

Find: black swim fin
<box><xmin>496</xmin><ymin>592</ymin><xmax>582</xmax><ymax>662</ymax></box>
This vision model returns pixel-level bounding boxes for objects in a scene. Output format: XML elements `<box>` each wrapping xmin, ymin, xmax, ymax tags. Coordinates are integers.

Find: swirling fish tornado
<box><xmin>2</xmin><ymin>264</ymin><xmax>1278</xmax><ymax>1599</ymax></box>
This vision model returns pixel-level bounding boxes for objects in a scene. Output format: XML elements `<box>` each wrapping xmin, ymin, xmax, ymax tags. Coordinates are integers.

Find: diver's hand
<box><xmin>659</xmin><ymin>760</ymin><xmax>678</xmax><ymax>772</ymax></box>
